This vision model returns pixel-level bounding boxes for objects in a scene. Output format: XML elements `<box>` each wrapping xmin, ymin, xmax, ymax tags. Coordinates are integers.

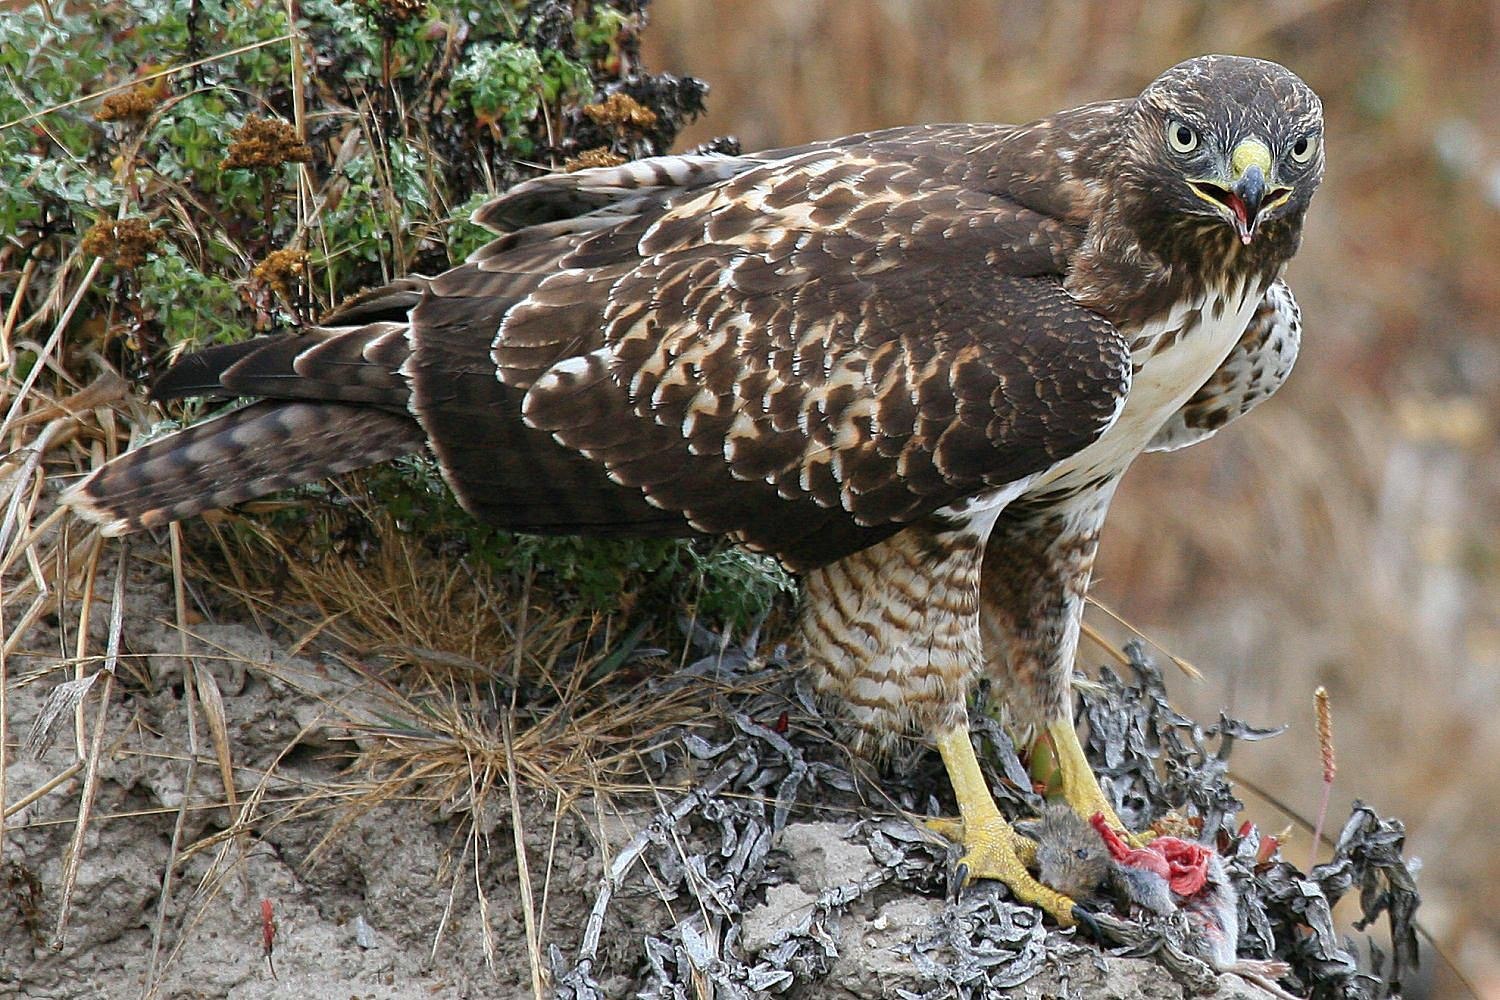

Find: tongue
<box><xmin>1224</xmin><ymin>191</ymin><xmax>1255</xmax><ymax>244</ymax></box>
<box><xmin>1224</xmin><ymin>191</ymin><xmax>1250</xmax><ymax>227</ymax></box>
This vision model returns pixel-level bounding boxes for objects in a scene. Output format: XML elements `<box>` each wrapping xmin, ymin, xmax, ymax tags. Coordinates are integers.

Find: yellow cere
<box><xmin>1230</xmin><ymin>138</ymin><xmax>1272</xmax><ymax>180</ymax></box>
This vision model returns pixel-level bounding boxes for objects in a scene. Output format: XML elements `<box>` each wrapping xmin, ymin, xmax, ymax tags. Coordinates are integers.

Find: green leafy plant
<box><xmin>5</xmin><ymin>0</ymin><xmax>779</xmax><ymax>636</ymax></box>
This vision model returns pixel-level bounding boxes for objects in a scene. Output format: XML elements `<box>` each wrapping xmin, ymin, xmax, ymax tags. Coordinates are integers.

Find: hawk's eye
<box><xmin>1167</xmin><ymin>120</ymin><xmax>1198</xmax><ymax>154</ymax></box>
<box><xmin>1289</xmin><ymin>134</ymin><xmax>1318</xmax><ymax>163</ymax></box>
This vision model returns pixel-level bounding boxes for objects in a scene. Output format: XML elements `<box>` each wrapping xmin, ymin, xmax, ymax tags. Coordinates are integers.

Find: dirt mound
<box><xmin>3</xmin><ymin>555</ymin><xmax>1415</xmax><ymax>998</ymax></box>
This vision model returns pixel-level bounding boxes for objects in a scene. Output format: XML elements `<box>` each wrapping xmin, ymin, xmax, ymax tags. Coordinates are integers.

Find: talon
<box><xmin>932</xmin><ymin>815</ymin><xmax>1078</xmax><ymax>923</ymax></box>
<box><xmin>949</xmin><ymin>862</ymin><xmax>969</xmax><ymax>903</ymax></box>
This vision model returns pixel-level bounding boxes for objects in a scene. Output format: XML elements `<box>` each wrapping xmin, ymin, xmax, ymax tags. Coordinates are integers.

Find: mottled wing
<box><xmin>485</xmin><ymin>139</ymin><xmax>1131</xmax><ymax>570</ymax></box>
<box><xmin>74</xmin><ymin>128</ymin><xmax>1133</xmax><ymax>556</ymax></box>
<box><xmin>1146</xmin><ymin>279</ymin><xmax>1301</xmax><ymax>452</ymax></box>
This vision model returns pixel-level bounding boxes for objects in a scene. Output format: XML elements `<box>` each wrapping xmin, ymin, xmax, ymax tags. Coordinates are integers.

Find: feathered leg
<box><xmin>800</xmin><ymin>513</ymin><xmax>1083</xmax><ymax>926</ymax></box>
<box><xmin>981</xmin><ymin>486</ymin><xmax>1134</xmax><ymax>831</ymax></box>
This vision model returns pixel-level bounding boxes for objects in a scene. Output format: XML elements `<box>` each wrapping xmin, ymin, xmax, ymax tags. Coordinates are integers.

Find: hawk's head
<box><xmin>1119</xmin><ymin>54</ymin><xmax>1324</xmax><ymax>259</ymax></box>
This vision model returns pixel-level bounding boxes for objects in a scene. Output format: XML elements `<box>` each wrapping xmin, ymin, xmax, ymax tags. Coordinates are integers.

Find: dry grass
<box><xmin>2</xmin><ymin>372</ymin><xmax>729</xmax><ymax>992</ymax></box>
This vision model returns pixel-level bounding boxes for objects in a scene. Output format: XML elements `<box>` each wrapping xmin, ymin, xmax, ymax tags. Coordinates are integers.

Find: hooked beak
<box><xmin>1227</xmin><ymin>165</ymin><xmax>1266</xmax><ymax>244</ymax></box>
<box><xmin>1188</xmin><ymin>139</ymin><xmax>1291</xmax><ymax>245</ymax></box>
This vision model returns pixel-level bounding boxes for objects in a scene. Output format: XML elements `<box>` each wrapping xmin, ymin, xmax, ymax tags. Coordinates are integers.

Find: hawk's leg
<box><xmin>928</xmin><ymin>721</ymin><xmax>1081</xmax><ymax>926</ymax></box>
<box><xmin>800</xmin><ymin>510</ymin><xmax>1086</xmax><ymax>922</ymax></box>
<box><xmin>980</xmin><ymin>486</ymin><xmax>1132</xmax><ymax>835</ymax></box>
<box><xmin>1044</xmin><ymin>713</ymin><xmax>1127</xmax><ymax>833</ymax></box>
<box><xmin>798</xmin><ymin>508</ymin><xmax>1097</xmax><ymax>923</ymax></box>
<box><xmin>800</xmin><ymin>514</ymin><xmax>989</xmax><ymax>748</ymax></box>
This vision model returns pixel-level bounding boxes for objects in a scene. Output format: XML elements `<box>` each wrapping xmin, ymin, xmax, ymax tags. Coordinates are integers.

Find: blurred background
<box><xmin>642</xmin><ymin>2</ymin><xmax>1500</xmax><ymax>996</ymax></box>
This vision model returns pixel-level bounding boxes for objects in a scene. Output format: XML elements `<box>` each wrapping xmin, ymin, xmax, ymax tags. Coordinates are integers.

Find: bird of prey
<box><xmin>66</xmin><ymin>54</ymin><xmax>1324</xmax><ymax>926</ymax></box>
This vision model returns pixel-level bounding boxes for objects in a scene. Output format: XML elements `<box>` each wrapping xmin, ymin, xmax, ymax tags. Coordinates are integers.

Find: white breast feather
<box><xmin>1041</xmin><ymin>278</ymin><xmax>1264</xmax><ymax>488</ymax></box>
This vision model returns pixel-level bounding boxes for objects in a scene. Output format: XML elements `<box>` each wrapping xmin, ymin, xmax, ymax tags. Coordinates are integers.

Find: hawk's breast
<box><xmin>1035</xmin><ymin>273</ymin><xmax>1271</xmax><ymax>493</ymax></box>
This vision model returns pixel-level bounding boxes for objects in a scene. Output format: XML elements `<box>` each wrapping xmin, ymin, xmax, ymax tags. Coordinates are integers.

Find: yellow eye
<box><xmin>1290</xmin><ymin>133</ymin><xmax>1319</xmax><ymax>163</ymax></box>
<box><xmin>1167</xmin><ymin>120</ymin><xmax>1198</xmax><ymax>154</ymax></box>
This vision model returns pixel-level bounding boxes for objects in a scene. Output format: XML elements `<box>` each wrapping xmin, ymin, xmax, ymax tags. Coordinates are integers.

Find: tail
<box><xmin>63</xmin><ymin>401</ymin><xmax>425</xmax><ymax>536</ymax></box>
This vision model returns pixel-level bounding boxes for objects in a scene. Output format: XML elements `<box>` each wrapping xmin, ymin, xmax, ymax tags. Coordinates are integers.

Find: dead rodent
<box><xmin>1022</xmin><ymin>804</ymin><xmax>1114</xmax><ymax>902</ymax></box>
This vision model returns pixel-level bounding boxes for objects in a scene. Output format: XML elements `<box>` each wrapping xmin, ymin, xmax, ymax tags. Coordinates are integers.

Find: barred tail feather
<box><xmin>63</xmin><ymin>401</ymin><xmax>425</xmax><ymax>536</ymax></box>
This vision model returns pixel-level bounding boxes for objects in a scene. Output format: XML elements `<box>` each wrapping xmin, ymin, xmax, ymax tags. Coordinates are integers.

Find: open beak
<box><xmin>1225</xmin><ymin>166</ymin><xmax>1266</xmax><ymax>245</ymax></box>
<box><xmin>1188</xmin><ymin>139</ymin><xmax>1290</xmax><ymax>245</ymax></box>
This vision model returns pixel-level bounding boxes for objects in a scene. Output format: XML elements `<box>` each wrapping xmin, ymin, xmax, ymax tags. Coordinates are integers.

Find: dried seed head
<box><xmin>222</xmin><ymin>115</ymin><xmax>313</xmax><ymax>170</ymax></box>
<box><xmin>1314</xmin><ymin>686</ymin><xmax>1336</xmax><ymax>784</ymax></box>
<box><xmin>95</xmin><ymin>78</ymin><xmax>169</xmax><ymax>123</ymax></box>
<box><xmin>252</xmin><ymin>247</ymin><xmax>311</xmax><ymax>304</ymax></box>
<box><xmin>583</xmin><ymin>93</ymin><xmax>658</xmax><ymax>133</ymax></box>
<box><xmin>564</xmin><ymin>147</ymin><xmax>628</xmax><ymax>172</ymax></box>
<box><xmin>81</xmin><ymin>217</ymin><xmax>162</xmax><ymax>269</ymax></box>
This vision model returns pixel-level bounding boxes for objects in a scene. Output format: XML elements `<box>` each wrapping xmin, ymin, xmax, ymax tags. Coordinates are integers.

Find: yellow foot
<box><xmin>933</xmin><ymin>726</ymin><xmax>1080</xmax><ymax>926</ymax></box>
<box><xmin>924</xmin><ymin>815</ymin><xmax>1037</xmax><ymax>866</ymax></box>
<box><xmin>926</xmin><ymin>810</ymin><xmax>1074</xmax><ymax>924</ymax></box>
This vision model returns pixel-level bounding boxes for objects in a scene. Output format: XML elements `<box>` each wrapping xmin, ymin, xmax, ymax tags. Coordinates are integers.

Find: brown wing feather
<box><xmin>403</xmin><ymin>281</ymin><xmax>688</xmax><ymax>535</ymax></box>
<box><xmin>473</xmin><ymin>154</ymin><xmax>756</xmax><ymax>232</ymax></box>
<box><xmin>152</xmin><ymin>328</ymin><xmax>411</xmax><ymax>409</ymax></box>
<box><xmin>150</xmin><ymin>339</ymin><xmax>279</xmax><ymax>401</ymax></box>
<box><xmin>487</xmin><ymin>139</ymin><xmax>1130</xmax><ymax>569</ymax></box>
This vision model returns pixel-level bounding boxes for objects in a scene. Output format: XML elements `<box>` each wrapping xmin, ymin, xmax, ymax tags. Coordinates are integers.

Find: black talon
<box><xmin>1070</xmin><ymin>903</ymin><xmax>1104</xmax><ymax>941</ymax></box>
<box><xmin>948</xmin><ymin>862</ymin><xmax>970</xmax><ymax>903</ymax></box>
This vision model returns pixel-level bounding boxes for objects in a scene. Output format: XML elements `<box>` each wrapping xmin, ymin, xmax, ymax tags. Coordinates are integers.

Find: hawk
<box><xmin>66</xmin><ymin>55</ymin><xmax>1324</xmax><ymax>925</ymax></box>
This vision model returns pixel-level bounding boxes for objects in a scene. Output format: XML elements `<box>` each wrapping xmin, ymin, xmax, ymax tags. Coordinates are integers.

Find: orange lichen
<box><xmin>95</xmin><ymin>78</ymin><xmax>169</xmax><ymax>123</ymax></box>
<box><xmin>583</xmin><ymin>93</ymin><xmax>657</xmax><ymax>133</ymax></box>
<box><xmin>252</xmin><ymin>247</ymin><xmax>312</xmax><ymax>304</ymax></box>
